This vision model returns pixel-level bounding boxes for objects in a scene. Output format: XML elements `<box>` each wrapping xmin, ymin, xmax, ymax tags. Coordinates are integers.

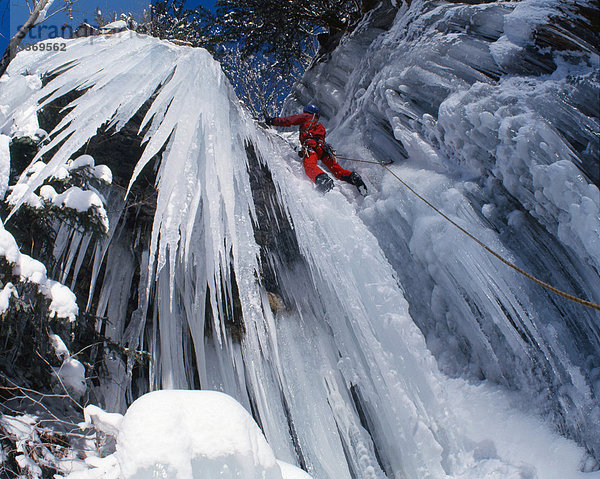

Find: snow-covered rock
<box><xmin>70</xmin><ymin>390</ymin><xmax>312</xmax><ymax>479</ymax></box>
<box><xmin>100</xmin><ymin>20</ymin><xmax>128</xmax><ymax>33</ymax></box>
<box><xmin>82</xmin><ymin>405</ymin><xmax>123</xmax><ymax>437</ymax></box>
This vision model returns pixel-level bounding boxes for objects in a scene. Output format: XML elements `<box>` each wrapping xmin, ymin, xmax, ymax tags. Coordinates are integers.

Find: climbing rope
<box><xmin>339</xmin><ymin>156</ymin><xmax>600</xmax><ymax>311</ymax></box>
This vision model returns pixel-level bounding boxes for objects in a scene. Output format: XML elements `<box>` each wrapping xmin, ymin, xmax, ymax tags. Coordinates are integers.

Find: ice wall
<box><xmin>0</xmin><ymin>12</ymin><xmax>598</xmax><ymax>479</ymax></box>
<box><xmin>285</xmin><ymin>0</ymin><xmax>600</xmax><ymax>463</ymax></box>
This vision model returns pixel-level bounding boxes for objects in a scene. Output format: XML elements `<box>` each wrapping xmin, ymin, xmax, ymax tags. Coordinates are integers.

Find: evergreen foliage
<box><xmin>0</xmin><ymin>258</ymin><xmax>60</xmax><ymax>390</ymax></box>
<box><xmin>137</xmin><ymin>0</ymin><xmax>378</xmax><ymax>115</ymax></box>
<box><xmin>206</xmin><ymin>0</ymin><xmax>377</xmax><ymax>115</ymax></box>
<box><xmin>218</xmin><ymin>48</ymin><xmax>305</xmax><ymax>118</ymax></box>
<box><xmin>211</xmin><ymin>0</ymin><xmax>371</xmax><ymax>67</ymax></box>
<box><xmin>6</xmin><ymin>139</ymin><xmax>111</xmax><ymax>239</ymax></box>
<box><xmin>0</xmin><ymin>136</ymin><xmax>111</xmax><ymax>405</ymax></box>
<box><xmin>139</xmin><ymin>0</ymin><xmax>214</xmax><ymax>47</ymax></box>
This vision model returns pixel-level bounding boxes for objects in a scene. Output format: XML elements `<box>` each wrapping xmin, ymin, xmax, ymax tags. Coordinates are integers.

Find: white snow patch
<box><xmin>68</xmin><ymin>390</ymin><xmax>313</xmax><ymax>479</ymax></box>
<box><xmin>83</xmin><ymin>405</ymin><xmax>123</xmax><ymax>437</ymax></box>
<box><xmin>52</xmin><ymin>187</ymin><xmax>109</xmax><ymax>232</ymax></box>
<box><xmin>39</xmin><ymin>184</ymin><xmax>58</xmax><ymax>201</ymax></box>
<box><xmin>67</xmin><ymin>154</ymin><xmax>95</xmax><ymax>171</ymax></box>
<box><xmin>51</xmin><ymin>166</ymin><xmax>70</xmax><ymax>180</ymax></box>
<box><xmin>54</xmin><ymin>357</ymin><xmax>86</xmax><ymax>398</ymax></box>
<box><xmin>49</xmin><ymin>333</ymin><xmax>70</xmax><ymax>360</ymax></box>
<box><xmin>0</xmin><ymin>134</ymin><xmax>10</xmax><ymax>198</ymax></box>
<box><xmin>92</xmin><ymin>164</ymin><xmax>112</xmax><ymax>184</ymax></box>
<box><xmin>116</xmin><ymin>390</ymin><xmax>287</xmax><ymax>478</ymax></box>
<box><xmin>44</xmin><ymin>280</ymin><xmax>78</xmax><ymax>321</ymax></box>
<box><xmin>8</xmin><ymin>183</ymin><xmax>43</xmax><ymax>208</ymax></box>
<box><xmin>0</xmin><ymin>282</ymin><xmax>17</xmax><ymax>314</ymax></box>
<box><xmin>101</xmin><ymin>20</ymin><xmax>128</xmax><ymax>32</ymax></box>
<box><xmin>53</xmin><ymin>186</ymin><xmax>104</xmax><ymax>212</ymax></box>
<box><xmin>0</xmin><ymin>220</ymin><xmax>78</xmax><ymax>320</ymax></box>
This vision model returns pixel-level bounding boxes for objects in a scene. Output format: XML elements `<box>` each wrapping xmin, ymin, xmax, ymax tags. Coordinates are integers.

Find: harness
<box><xmin>299</xmin><ymin>114</ymin><xmax>335</xmax><ymax>158</ymax></box>
<box><xmin>300</xmin><ymin>141</ymin><xmax>336</xmax><ymax>158</ymax></box>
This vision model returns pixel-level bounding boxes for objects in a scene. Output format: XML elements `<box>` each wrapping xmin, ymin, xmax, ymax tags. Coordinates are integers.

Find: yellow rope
<box><xmin>340</xmin><ymin>157</ymin><xmax>600</xmax><ymax>311</ymax></box>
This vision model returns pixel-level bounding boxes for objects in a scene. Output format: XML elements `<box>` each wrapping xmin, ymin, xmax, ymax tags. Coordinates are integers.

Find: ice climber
<box><xmin>265</xmin><ymin>104</ymin><xmax>367</xmax><ymax>194</ymax></box>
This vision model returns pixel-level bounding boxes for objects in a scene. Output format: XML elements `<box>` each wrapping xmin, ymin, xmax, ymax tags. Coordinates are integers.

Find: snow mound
<box><xmin>53</xmin><ymin>357</ymin><xmax>86</xmax><ymax>399</ymax></box>
<box><xmin>71</xmin><ymin>390</ymin><xmax>312</xmax><ymax>479</ymax></box>
<box><xmin>101</xmin><ymin>20</ymin><xmax>128</xmax><ymax>32</ymax></box>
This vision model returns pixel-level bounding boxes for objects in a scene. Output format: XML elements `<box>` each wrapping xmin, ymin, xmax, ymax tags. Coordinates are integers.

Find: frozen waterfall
<box><xmin>1</xmin><ymin>0</ymin><xmax>598</xmax><ymax>476</ymax></box>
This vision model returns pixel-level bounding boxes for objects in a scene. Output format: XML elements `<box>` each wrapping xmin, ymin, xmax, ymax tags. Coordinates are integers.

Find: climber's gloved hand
<box><xmin>264</xmin><ymin>114</ymin><xmax>274</xmax><ymax>126</ymax></box>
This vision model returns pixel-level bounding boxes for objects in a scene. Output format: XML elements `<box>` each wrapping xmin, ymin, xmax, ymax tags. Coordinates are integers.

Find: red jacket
<box><xmin>272</xmin><ymin>113</ymin><xmax>326</xmax><ymax>145</ymax></box>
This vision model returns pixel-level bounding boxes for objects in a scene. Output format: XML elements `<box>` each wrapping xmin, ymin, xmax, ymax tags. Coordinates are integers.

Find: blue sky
<box><xmin>0</xmin><ymin>0</ymin><xmax>215</xmax><ymax>53</ymax></box>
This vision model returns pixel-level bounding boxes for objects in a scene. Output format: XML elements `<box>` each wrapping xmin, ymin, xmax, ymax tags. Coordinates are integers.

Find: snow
<box><xmin>52</xmin><ymin>187</ymin><xmax>110</xmax><ymax>233</ymax></box>
<box><xmin>44</xmin><ymin>280</ymin><xmax>79</xmax><ymax>320</ymax></box>
<box><xmin>54</xmin><ymin>356</ymin><xmax>86</xmax><ymax>398</ymax></box>
<box><xmin>49</xmin><ymin>333</ymin><xmax>70</xmax><ymax>360</ymax></box>
<box><xmin>53</xmin><ymin>187</ymin><xmax>104</xmax><ymax>212</ymax></box>
<box><xmin>69</xmin><ymin>391</ymin><xmax>312</xmax><ymax>479</ymax></box>
<box><xmin>49</xmin><ymin>334</ymin><xmax>86</xmax><ymax>398</ymax></box>
<box><xmin>0</xmin><ymin>282</ymin><xmax>17</xmax><ymax>314</ymax></box>
<box><xmin>0</xmin><ymin>220</ymin><xmax>78</xmax><ymax>320</ymax></box>
<box><xmin>101</xmin><ymin>20</ymin><xmax>128</xmax><ymax>32</ymax></box>
<box><xmin>0</xmin><ymin>73</ymin><xmax>42</xmax><ymax>138</ymax></box>
<box><xmin>7</xmin><ymin>154</ymin><xmax>111</xmax><ymax>233</ymax></box>
<box><xmin>0</xmin><ymin>134</ymin><xmax>10</xmax><ymax>198</ymax></box>
<box><xmin>0</xmin><ymin>223</ymin><xmax>20</xmax><ymax>263</ymax></box>
<box><xmin>40</xmin><ymin>184</ymin><xmax>58</xmax><ymax>201</ymax></box>
<box><xmin>8</xmin><ymin>182</ymin><xmax>43</xmax><ymax>208</ymax></box>
<box><xmin>117</xmin><ymin>391</ymin><xmax>281</xmax><ymax>477</ymax></box>
<box><xmin>14</xmin><ymin>249</ymin><xmax>48</xmax><ymax>283</ymax></box>
<box><xmin>52</xmin><ymin>166</ymin><xmax>70</xmax><ymax>180</ymax></box>
<box><xmin>68</xmin><ymin>154</ymin><xmax>95</xmax><ymax>171</ymax></box>
<box><xmin>82</xmin><ymin>405</ymin><xmax>123</xmax><ymax>437</ymax></box>
<box><xmin>2</xmin><ymin>414</ymin><xmax>46</xmax><ymax>478</ymax></box>
<box><xmin>92</xmin><ymin>164</ymin><xmax>112</xmax><ymax>184</ymax></box>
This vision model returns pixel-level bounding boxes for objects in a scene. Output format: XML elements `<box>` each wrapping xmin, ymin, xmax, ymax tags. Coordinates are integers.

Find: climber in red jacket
<box><xmin>265</xmin><ymin>104</ymin><xmax>367</xmax><ymax>194</ymax></box>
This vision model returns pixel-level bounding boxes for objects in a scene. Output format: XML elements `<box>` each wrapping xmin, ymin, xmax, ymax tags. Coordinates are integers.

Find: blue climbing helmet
<box><xmin>303</xmin><ymin>103</ymin><xmax>319</xmax><ymax>115</ymax></box>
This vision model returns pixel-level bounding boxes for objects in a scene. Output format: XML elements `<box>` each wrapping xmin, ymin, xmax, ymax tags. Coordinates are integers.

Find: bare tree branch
<box><xmin>0</xmin><ymin>0</ymin><xmax>79</xmax><ymax>77</ymax></box>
